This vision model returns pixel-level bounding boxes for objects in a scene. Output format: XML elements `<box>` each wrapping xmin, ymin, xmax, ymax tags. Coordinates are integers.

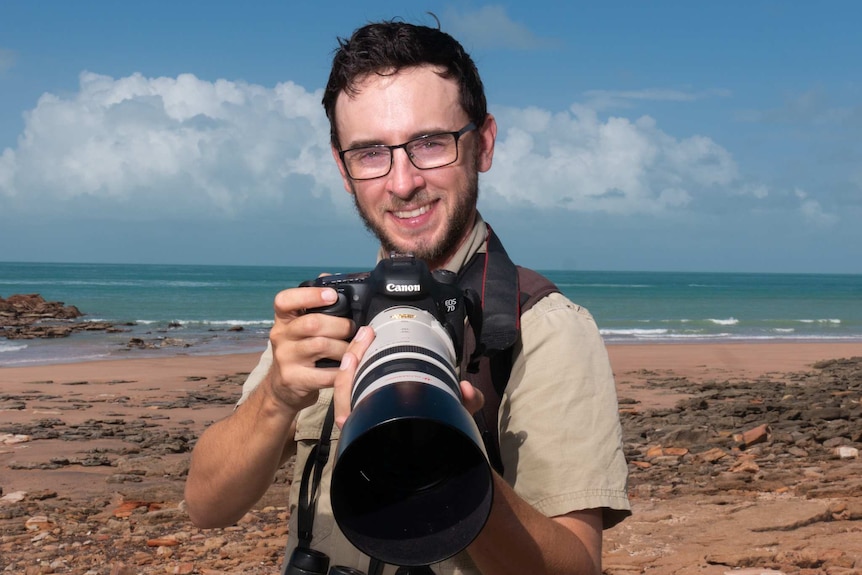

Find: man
<box><xmin>185</xmin><ymin>20</ymin><xmax>630</xmax><ymax>575</ymax></box>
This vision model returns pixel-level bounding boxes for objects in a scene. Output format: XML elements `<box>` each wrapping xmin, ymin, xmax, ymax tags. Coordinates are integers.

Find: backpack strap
<box><xmin>458</xmin><ymin>226</ymin><xmax>559</xmax><ymax>474</ymax></box>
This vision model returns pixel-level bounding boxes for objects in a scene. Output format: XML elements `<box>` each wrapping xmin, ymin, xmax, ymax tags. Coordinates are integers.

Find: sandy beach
<box><xmin>2</xmin><ymin>341</ymin><xmax>862</xmax><ymax>574</ymax></box>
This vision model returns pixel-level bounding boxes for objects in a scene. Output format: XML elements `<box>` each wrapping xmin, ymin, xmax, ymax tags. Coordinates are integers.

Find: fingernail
<box><xmin>339</xmin><ymin>352</ymin><xmax>354</xmax><ymax>371</ymax></box>
<box><xmin>355</xmin><ymin>326</ymin><xmax>369</xmax><ymax>341</ymax></box>
<box><xmin>322</xmin><ymin>288</ymin><xmax>337</xmax><ymax>303</ymax></box>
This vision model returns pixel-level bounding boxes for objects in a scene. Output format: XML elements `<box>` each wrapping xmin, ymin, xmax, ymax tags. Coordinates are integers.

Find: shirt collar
<box><xmin>375</xmin><ymin>212</ymin><xmax>488</xmax><ymax>274</ymax></box>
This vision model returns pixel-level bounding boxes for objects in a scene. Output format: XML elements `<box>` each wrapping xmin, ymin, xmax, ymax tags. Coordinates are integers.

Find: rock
<box><xmin>0</xmin><ymin>293</ymin><xmax>117</xmax><ymax>340</ymax></box>
<box><xmin>0</xmin><ymin>433</ymin><xmax>32</xmax><ymax>445</ymax></box>
<box><xmin>834</xmin><ymin>446</ymin><xmax>859</xmax><ymax>459</ymax></box>
<box><xmin>0</xmin><ymin>490</ymin><xmax>27</xmax><ymax>504</ymax></box>
<box><xmin>723</xmin><ymin>570</ymin><xmax>786</xmax><ymax>575</ymax></box>
<box><xmin>735</xmin><ymin>423</ymin><xmax>770</xmax><ymax>448</ymax></box>
<box><xmin>25</xmin><ymin>515</ymin><xmax>55</xmax><ymax>531</ymax></box>
<box><xmin>146</xmin><ymin>536</ymin><xmax>180</xmax><ymax>547</ymax></box>
<box><xmin>728</xmin><ymin>457</ymin><xmax>760</xmax><ymax>474</ymax></box>
<box><xmin>698</xmin><ymin>447</ymin><xmax>729</xmax><ymax>463</ymax></box>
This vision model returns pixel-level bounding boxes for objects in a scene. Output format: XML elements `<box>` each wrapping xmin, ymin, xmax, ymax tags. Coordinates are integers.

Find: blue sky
<box><xmin>1</xmin><ymin>2</ymin><xmax>860</xmax><ymax>273</ymax></box>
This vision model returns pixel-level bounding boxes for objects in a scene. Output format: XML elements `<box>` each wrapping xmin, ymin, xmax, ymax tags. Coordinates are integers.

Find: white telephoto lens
<box><xmin>352</xmin><ymin>306</ymin><xmax>459</xmax><ymax>406</ymax></box>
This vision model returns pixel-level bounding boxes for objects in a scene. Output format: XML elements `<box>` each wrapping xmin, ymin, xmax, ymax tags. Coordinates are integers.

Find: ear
<box><xmin>331</xmin><ymin>145</ymin><xmax>354</xmax><ymax>194</ymax></box>
<box><xmin>476</xmin><ymin>114</ymin><xmax>497</xmax><ymax>173</ymax></box>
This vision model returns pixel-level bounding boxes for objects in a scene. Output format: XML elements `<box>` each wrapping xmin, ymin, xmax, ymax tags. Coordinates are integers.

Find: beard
<box><xmin>351</xmin><ymin>169</ymin><xmax>479</xmax><ymax>268</ymax></box>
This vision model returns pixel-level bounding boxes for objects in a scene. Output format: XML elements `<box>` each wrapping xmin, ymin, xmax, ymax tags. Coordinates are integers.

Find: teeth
<box><xmin>394</xmin><ymin>205</ymin><xmax>430</xmax><ymax>219</ymax></box>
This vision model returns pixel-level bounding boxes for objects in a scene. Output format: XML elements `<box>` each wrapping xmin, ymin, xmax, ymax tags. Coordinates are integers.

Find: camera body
<box><xmin>303</xmin><ymin>253</ymin><xmax>468</xmax><ymax>363</ymax></box>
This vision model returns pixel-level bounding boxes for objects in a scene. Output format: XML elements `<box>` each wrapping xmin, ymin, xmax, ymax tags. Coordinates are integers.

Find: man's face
<box><xmin>331</xmin><ymin>66</ymin><xmax>496</xmax><ymax>269</ymax></box>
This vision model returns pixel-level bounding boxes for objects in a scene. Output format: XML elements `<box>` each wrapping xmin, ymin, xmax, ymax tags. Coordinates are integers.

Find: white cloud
<box><xmin>443</xmin><ymin>6</ymin><xmax>560</xmax><ymax>50</ymax></box>
<box><xmin>799</xmin><ymin>198</ymin><xmax>838</xmax><ymax>226</ymax></box>
<box><xmin>0</xmin><ymin>71</ymin><xmax>836</xmax><ymax>228</ymax></box>
<box><xmin>0</xmin><ymin>71</ymin><xmax>345</xmax><ymax>218</ymax></box>
<box><xmin>484</xmin><ymin>103</ymin><xmax>737</xmax><ymax>214</ymax></box>
<box><xmin>795</xmin><ymin>188</ymin><xmax>837</xmax><ymax>226</ymax></box>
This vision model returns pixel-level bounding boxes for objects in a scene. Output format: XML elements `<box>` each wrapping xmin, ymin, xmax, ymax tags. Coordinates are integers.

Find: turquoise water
<box><xmin>2</xmin><ymin>262</ymin><xmax>861</xmax><ymax>366</ymax></box>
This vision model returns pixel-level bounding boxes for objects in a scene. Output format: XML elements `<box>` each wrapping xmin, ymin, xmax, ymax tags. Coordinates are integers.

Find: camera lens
<box><xmin>351</xmin><ymin>306</ymin><xmax>461</xmax><ymax>405</ymax></box>
<box><xmin>331</xmin><ymin>306</ymin><xmax>493</xmax><ymax>566</ymax></box>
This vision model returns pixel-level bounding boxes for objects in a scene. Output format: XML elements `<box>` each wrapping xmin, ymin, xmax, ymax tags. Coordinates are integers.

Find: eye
<box><xmin>351</xmin><ymin>148</ymin><xmax>388</xmax><ymax>164</ymax></box>
<box><xmin>411</xmin><ymin>134</ymin><xmax>450</xmax><ymax>153</ymax></box>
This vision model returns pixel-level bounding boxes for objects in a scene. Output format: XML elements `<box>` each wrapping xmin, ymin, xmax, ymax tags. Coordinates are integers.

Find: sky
<box><xmin>1</xmin><ymin>2</ymin><xmax>860</xmax><ymax>273</ymax></box>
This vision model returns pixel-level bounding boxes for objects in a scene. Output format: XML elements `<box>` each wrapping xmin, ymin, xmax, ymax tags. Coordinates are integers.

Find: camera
<box><xmin>302</xmin><ymin>254</ymin><xmax>493</xmax><ymax>567</ymax></box>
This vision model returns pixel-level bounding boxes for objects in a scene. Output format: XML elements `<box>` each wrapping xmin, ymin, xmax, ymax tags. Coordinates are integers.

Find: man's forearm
<box><xmin>185</xmin><ymin>379</ymin><xmax>298</xmax><ymax>528</ymax></box>
<box><xmin>468</xmin><ymin>474</ymin><xmax>602</xmax><ymax>575</ymax></box>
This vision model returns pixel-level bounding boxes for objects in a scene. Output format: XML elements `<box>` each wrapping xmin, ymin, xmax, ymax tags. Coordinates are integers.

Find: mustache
<box><xmin>382</xmin><ymin>192</ymin><xmax>435</xmax><ymax>211</ymax></box>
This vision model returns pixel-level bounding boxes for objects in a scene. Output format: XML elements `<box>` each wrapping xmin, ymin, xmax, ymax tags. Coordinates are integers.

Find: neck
<box><xmin>428</xmin><ymin>212</ymin><xmax>479</xmax><ymax>271</ymax></box>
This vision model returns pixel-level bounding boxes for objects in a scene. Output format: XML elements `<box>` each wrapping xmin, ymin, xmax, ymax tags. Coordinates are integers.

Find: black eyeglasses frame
<box><xmin>338</xmin><ymin>122</ymin><xmax>478</xmax><ymax>181</ymax></box>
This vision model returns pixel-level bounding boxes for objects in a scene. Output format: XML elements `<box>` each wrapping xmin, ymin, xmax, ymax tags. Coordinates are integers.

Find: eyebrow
<box><xmin>342</xmin><ymin>127</ymin><xmax>453</xmax><ymax>150</ymax></box>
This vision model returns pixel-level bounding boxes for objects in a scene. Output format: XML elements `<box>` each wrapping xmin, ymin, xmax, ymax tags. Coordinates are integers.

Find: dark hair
<box><xmin>322</xmin><ymin>20</ymin><xmax>487</xmax><ymax>148</ymax></box>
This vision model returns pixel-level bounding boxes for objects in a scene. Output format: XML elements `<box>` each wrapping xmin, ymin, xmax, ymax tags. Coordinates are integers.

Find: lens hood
<box><xmin>330</xmin><ymin>381</ymin><xmax>493</xmax><ymax>566</ymax></box>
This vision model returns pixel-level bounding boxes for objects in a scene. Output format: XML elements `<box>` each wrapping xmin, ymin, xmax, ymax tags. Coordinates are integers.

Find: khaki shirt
<box><xmin>238</xmin><ymin>215</ymin><xmax>631</xmax><ymax>574</ymax></box>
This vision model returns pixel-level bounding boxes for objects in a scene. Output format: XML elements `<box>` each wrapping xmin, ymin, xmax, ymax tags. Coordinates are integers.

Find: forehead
<box><xmin>334</xmin><ymin>65</ymin><xmax>464</xmax><ymax>145</ymax></box>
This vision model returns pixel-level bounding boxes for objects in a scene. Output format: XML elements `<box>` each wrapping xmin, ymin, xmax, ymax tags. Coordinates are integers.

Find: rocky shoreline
<box><xmin>621</xmin><ymin>357</ymin><xmax>862</xmax><ymax>499</ymax></box>
<box><xmin>1</xmin><ymin>355</ymin><xmax>861</xmax><ymax>574</ymax></box>
<box><xmin>0</xmin><ymin>294</ymin><xmax>121</xmax><ymax>340</ymax></box>
<box><xmin>0</xmin><ymin>293</ymin><xmax>245</xmax><ymax>353</ymax></box>
<box><xmin>606</xmin><ymin>356</ymin><xmax>862</xmax><ymax>574</ymax></box>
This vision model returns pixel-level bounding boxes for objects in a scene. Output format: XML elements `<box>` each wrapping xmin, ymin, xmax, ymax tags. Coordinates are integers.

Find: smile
<box><xmin>393</xmin><ymin>204</ymin><xmax>432</xmax><ymax>219</ymax></box>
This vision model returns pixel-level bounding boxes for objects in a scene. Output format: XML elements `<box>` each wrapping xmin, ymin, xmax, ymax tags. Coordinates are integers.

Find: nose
<box><xmin>386</xmin><ymin>148</ymin><xmax>423</xmax><ymax>199</ymax></box>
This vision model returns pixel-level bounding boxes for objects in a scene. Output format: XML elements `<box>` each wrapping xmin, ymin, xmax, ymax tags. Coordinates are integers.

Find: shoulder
<box><xmin>513</xmin><ymin>267</ymin><xmax>601</xmax><ymax>337</ymax></box>
<box><xmin>522</xmin><ymin>291</ymin><xmax>598</xmax><ymax>328</ymax></box>
<box><xmin>516</xmin><ymin>291</ymin><xmax>608</xmax><ymax>373</ymax></box>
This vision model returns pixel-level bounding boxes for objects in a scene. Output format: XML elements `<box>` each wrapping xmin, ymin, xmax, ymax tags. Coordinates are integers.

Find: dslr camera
<box><xmin>301</xmin><ymin>254</ymin><xmax>493</xmax><ymax>567</ymax></box>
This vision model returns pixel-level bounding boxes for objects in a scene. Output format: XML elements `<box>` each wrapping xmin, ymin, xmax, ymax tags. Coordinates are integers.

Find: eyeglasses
<box><xmin>338</xmin><ymin>123</ymin><xmax>477</xmax><ymax>181</ymax></box>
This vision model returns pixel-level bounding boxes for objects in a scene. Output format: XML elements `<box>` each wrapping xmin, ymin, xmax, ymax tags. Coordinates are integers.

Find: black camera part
<box><xmin>283</xmin><ymin>546</ymin><xmax>330</xmax><ymax>575</ymax></box>
<box><xmin>329</xmin><ymin>567</ymin><xmax>367</xmax><ymax>575</ymax></box>
<box><xmin>300</xmin><ymin>254</ymin><xmax>493</xmax><ymax>567</ymax></box>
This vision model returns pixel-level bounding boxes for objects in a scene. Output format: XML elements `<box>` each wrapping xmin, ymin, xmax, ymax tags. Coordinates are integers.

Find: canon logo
<box><xmin>386</xmin><ymin>283</ymin><xmax>421</xmax><ymax>293</ymax></box>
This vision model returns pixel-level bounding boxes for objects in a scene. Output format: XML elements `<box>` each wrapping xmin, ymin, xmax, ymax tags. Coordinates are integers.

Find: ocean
<box><xmin>1</xmin><ymin>261</ymin><xmax>861</xmax><ymax>367</ymax></box>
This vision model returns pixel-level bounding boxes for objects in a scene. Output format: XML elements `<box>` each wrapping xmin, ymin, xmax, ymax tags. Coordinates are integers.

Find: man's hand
<box><xmin>185</xmin><ymin>283</ymin><xmax>358</xmax><ymax>528</ymax></box>
<box><xmin>265</xmin><ymin>285</ymin><xmax>355</xmax><ymax>414</ymax></box>
<box><xmin>459</xmin><ymin>379</ymin><xmax>484</xmax><ymax>415</ymax></box>
<box><xmin>332</xmin><ymin>325</ymin><xmax>373</xmax><ymax>428</ymax></box>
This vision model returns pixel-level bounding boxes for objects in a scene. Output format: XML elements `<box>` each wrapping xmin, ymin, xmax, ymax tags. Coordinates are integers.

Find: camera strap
<box><xmin>293</xmin><ymin>401</ymin><xmax>386</xmax><ymax>575</ymax></box>
<box><xmin>296</xmin><ymin>401</ymin><xmax>335</xmax><ymax>549</ymax></box>
<box><xmin>458</xmin><ymin>224</ymin><xmax>559</xmax><ymax>474</ymax></box>
<box><xmin>458</xmin><ymin>225</ymin><xmax>521</xmax><ymax>358</ymax></box>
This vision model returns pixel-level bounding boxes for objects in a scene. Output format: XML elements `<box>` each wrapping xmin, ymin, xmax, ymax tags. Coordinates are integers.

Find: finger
<box><xmin>265</xmin><ymin>360</ymin><xmax>339</xmax><ymax>411</ymax></box>
<box><xmin>333</xmin><ymin>326</ymin><xmax>375</xmax><ymax>428</ymax></box>
<box><xmin>273</xmin><ymin>286</ymin><xmax>338</xmax><ymax>321</ymax></box>
<box><xmin>459</xmin><ymin>380</ymin><xmax>485</xmax><ymax>415</ymax></box>
<box><xmin>292</xmin><ymin>330</ymin><xmax>353</xmax><ymax>366</ymax></box>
